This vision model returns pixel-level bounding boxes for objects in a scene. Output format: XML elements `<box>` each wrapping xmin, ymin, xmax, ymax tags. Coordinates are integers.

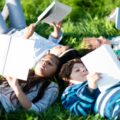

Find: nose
<box><xmin>42</xmin><ymin>60</ymin><xmax>47</xmax><ymax>67</ymax></box>
<box><xmin>82</xmin><ymin>68</ymin><xmax>87</xmax><ymax>73</ymax></box>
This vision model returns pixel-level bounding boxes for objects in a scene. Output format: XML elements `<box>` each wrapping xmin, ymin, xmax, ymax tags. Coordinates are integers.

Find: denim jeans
<box><xmin>0</xmin><ymin>0</ymin><xmax>26</xmax><ymax>33</ymax></box>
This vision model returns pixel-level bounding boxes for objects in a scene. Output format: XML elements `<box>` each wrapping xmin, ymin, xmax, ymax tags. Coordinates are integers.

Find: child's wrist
<box><xmin>88</xmin><ymin>82</ymin><xmax>97</xmax><ymax>90</ymax></box>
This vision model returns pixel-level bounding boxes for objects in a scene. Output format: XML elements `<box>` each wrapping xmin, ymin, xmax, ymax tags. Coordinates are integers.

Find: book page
<box><xmin>3</xmin><ymin>37</ymin><xmax>35</xmax><ymax>80</ymax></box>
<box><xmin>0</xmin><ymin>35</ymin><xmax>11</xmax><ymax>74</ymax></box>
<box><xmin>81</xmin><ymin>44</ymin><xmax>120</xmax><ymax>92</ymax></box>
<box><xmin>41</xmin><ymin>1</ymin><xmax>72</xmax><ymax>24</ymax></box>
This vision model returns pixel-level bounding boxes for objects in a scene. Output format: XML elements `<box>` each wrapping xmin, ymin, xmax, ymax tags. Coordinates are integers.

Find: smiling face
<box><xmin>34</xmin><ymin>54</ymin><xmax>59</xmax><ymax>78</ymax></box>
<box><xmin>70</xmin><ymin>63</ymin><xmax>88</xmax><ymax>83</ymax></box>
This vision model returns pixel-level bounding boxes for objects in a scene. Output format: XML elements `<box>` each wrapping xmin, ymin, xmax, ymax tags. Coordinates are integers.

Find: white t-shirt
<box><xmin>9</xmin><ymin>28</ymin><xmax>62</xmax><ymax>67</ymax></box>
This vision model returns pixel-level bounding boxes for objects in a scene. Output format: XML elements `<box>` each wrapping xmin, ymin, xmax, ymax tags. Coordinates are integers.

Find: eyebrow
<box><xmin>51</xmin><ymin>58</ymin><xmax>58</xmax><ymax>66</ymax></box>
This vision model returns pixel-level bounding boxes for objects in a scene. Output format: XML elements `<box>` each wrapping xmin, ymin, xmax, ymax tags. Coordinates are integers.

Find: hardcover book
<box><xmin>0</xmin><ymin>34</ymin><xmax>34</xmax><ymax>80</ymax></box>
<box><xmin>35</xmin><ymin>1</ymin><xmax>72</xmax><ymax>26</ymax></box>
<box><xmin>81</xmin><ymin>44</ymin><xmax>120</xmax><ymax>92</ymax></box>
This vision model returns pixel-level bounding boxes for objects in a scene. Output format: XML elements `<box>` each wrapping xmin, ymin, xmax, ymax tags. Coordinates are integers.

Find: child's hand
<box><xmin>5</xmin><ymin>76</ymin><xmax>19</xmax><ymax>90</ymax></box>
<box><xmin>50</xmin><ymin>21</ymin><xmax>62</xmax><ymax>39</ymax></box>
<box><xmin>87</xmin><ymin>73</ymin><xmax>101</xmax><ymax>90</ymax></box>
<box><xmin>23</xmin><ymin>24</ymin><xmax>35</xmax><ymax>39</ymax></box>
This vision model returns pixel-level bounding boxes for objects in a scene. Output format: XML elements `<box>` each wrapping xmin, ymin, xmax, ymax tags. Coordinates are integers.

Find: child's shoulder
<box><xmin>64</xmin><ymin>82</ymin><xmax>87</xmax><ymax>92</ymax></box>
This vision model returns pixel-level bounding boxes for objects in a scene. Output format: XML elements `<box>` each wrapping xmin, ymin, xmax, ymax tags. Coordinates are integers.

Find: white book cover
<box><xmin>0</xmin><ymin>34</ymin><xmax>35</xmax><ymax>80</ymax></box>
<box><xmin>35</xmin><ymin>1</ymin><xmax>72</xmax><ymax>25</ymax></box>
<box><xmin>81</xmin><ymin>44</ymin><xmax>120</xmax><ymax>92</ymax></box>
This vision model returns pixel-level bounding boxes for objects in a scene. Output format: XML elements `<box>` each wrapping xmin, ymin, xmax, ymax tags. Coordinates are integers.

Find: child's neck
<box><xmin>69</xmin><ymin>80</ymin><xmax>84</xmax><ymax>85</ymax></box>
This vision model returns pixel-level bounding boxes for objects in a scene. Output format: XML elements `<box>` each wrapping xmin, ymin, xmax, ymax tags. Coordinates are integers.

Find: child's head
<box><xmin>59</xmin><ymin>59</ymin><xmax>88</xmax><ymax>84</ymax></box>
<box><xmin>34</xmin><ymin>53</ymin><xmax>60</xmax><ymax>78</ymax></box>
<box><xmin>82</xmin><ymin>36</ymin><xmax>111</xmax><ymax>50</ymax></box>
<box><xmin>50</xmin><ymin>45</ymin><xmax>70</xmax><ymax>57</ymax></box>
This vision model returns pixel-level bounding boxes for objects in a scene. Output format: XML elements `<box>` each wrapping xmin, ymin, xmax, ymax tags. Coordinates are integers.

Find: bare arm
<box><xmin>23</xmin><ymin>24</ymin><xmax>35</xmax><ymax>39</ymax></box>
<box><xmin>23</xmin><ymin>22</ymin><xmax>62</xmax><ymax>41</ymax></box>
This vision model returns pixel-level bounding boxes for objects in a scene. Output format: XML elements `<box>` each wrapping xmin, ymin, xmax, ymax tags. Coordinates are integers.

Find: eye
<box><xmin>75</xmin><ymin>69</ymin><xmax>80</xmax><ymax>72</ymax></box>
<box><xmin>40</xmin><ymin>59</ymin><xmax>45</xmax><ymax>63</ymax></box>
<box><xmin>48</xmin><ymin>61</ymin><xmax>52</xmax><ymax>66</ymax></box>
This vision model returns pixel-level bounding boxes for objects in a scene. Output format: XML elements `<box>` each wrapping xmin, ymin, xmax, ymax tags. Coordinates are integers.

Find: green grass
<box><xmin>0</xmin><ymin>0</ymin><xmax>120</xmax><ymax>119</ymax></box>
<box><xmin>0</xmin><ymin>101</ymin><xmax>106</xmax><ymax>120</ymax></box>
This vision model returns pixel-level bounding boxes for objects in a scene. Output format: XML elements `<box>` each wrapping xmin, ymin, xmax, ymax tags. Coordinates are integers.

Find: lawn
<box><xmin>0</xmin><ymin>0</ymin><xmax>120</xmax><ymax>120</ymax></box>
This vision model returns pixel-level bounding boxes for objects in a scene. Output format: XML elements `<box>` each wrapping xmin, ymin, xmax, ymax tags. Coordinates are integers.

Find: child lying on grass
<box><xmin>59</xmin><ymin>58</ymin><xmax>120</xmax><ymax>120</ymax></box>
<box><xmin>82</xmin><ymin>36</ymin><xmax>120</xmax><ymax>57</ymax></box>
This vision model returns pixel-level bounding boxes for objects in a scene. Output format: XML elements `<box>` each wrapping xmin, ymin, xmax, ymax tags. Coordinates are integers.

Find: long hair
<box><xmin>23</xmin><ymin>53</ymin><xmax>60</xmax><ymax>103</ymax></box>
<box><xmin>0</xmin><ymin>53</ymin><xmax>60</xmax><ymax>103</ymax></box>
<box><xmin>23</xmin><ymin>70</ymin><xmax>51</xmax><ymax>103</ymax></box>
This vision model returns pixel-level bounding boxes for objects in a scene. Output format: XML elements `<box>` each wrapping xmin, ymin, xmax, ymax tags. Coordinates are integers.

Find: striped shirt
<box><xmin>62</xmin><ymin>81</ymin><xmax>120</xmax><ymax>120</ymax></box>
<box><xmin>61</xmin><ymin>81</ymin><xmax>100</xmax><ymax>116</ymax></box>
<box><xmin>95</xmin><ymin>82</ymin><xmax>120</xmax><ymax>120</ymax></box>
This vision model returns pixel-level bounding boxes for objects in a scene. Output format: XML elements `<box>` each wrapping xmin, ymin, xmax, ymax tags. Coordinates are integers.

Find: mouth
<box><xmin>39</xmin><ymin>66</ymin><xmax>44</xmax><ymax>72</ymax></box>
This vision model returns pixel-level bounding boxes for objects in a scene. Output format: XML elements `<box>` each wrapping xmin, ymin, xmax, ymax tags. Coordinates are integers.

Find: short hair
<box><xmin>59</xmin><ymin>58</ymin><xmax>83</xmax><ymax>81</ymax></box>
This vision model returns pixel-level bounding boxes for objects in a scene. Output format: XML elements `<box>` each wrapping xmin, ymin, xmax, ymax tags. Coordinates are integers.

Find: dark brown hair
<box><xmin>1</xmin><ymin>53</ymin><xmax>60</xmax><ymax>103</ymax></box>
<box><xmin>59</xmin><ymin>58</ymin><xmax>83</xmax><ymax>81</ymax></box>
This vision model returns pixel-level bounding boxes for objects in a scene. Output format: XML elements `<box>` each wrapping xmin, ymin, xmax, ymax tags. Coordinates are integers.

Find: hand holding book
<box><xmin>23</xmin><ymin>24</ymin><xmax>35</xmax><ymax>39</ymax></box>
<box><xmin>50</xmin><ymin>21</ymin><xmax>62</xmax><ymax>39</ymax></box>
<box><xmin>35</xmin><ymin>1</ymin><xmax>72</xmax><ymax>26</ymax></box>
<box><xmin>81</xmin><ymin>45</ymin><xmax>120</xmax><ymax>92</ymax></box>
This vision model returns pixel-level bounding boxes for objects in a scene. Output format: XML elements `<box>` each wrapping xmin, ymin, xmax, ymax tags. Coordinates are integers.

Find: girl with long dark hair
<box><xmin>0</xmin><ymin>53</ymin><xmax>60</xmax><ymax>113</ymax></box>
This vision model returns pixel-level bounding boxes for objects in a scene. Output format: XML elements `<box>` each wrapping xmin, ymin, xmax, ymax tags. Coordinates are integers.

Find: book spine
<box><xmin>2</xmin><ymin>36</ymin><xmax>12</xmax><ymax>75</ymax></box>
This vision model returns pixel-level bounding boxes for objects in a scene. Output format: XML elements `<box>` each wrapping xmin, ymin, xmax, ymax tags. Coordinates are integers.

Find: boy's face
<box><xmin>70</xmin><ymin>63</ymin><xmax>88</xmax><ymax>83</ymax></box>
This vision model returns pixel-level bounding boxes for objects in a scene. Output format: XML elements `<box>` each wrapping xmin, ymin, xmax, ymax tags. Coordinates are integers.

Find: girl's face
<box><xmin>70</xmin><ymin>63</ymin><xmax>88</xmax><ymax>83</ymax></box>
<box><xmin>34</xmin><ymin>54</ymin><xmax>59</xmax><ymax>78</ymax></box>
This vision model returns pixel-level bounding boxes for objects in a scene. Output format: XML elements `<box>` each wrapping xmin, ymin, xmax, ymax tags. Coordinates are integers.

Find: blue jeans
<box><xmin>0</xmin><ymin>0</ymin><xmax>26</xmax><ymax>33</ymax></box>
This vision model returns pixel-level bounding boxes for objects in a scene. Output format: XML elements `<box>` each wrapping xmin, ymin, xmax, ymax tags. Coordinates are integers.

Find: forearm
<box><xmin>13</xmin><ymin>85</ymin><xmax>32</xmax><ymax>109</ymax></box>
<box><xmin>23</xmin><ymin>24</ymin><xmax>35</xmax><ymax>39</ymax></box>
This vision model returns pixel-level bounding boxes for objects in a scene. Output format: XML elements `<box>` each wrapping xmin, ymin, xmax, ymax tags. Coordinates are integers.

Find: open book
<box><xmin>0</xmin><ymin>35</ymin><xmax>34</xmax><ymax>80</ymax></box>
<box><xmin>81</xmin><ymin>44</ymin><xmax>120</xmax><ymax>92</ymax></box>
<box><xmin>35</xmin><ymin>1</ymin><xmax>72</xmax><ymax>26</ymax></box>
